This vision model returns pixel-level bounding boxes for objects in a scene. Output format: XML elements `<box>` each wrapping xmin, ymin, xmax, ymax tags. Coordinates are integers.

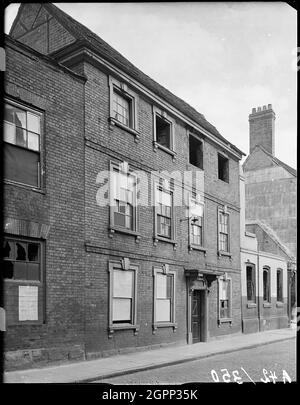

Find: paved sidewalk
<box><xmin>4</xmin><ymin>328</ymin><xmax>296</xmax><ymax>383</ymax></box>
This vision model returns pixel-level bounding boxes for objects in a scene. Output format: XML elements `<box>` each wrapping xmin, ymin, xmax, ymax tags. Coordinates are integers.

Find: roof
<box><xmin>37</xmin><ymin>3</ymin><xmax>244</xmax><ymax>156</ymax></box>
<box><xmin>245</xmin><ymin>219</ymin><xmax>295</xmax><ymax>261</ymax></box>
<box><xmin>243</xmin><ymin>144</ymin><xmax>297</xmax><ymax>177</ymax></box>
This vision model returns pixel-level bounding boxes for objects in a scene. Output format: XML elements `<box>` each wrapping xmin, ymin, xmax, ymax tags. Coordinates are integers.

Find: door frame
<box><xmin>187</xmin><ymin>278</ymin><xmax>208</xmax><ymax>344</ymax></box>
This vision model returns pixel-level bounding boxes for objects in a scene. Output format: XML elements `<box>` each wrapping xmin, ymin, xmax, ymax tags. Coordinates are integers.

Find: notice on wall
<box><xmin>18</xmin><ymin>286</ymin><xmax>38</xmax><ymax>321</ymax></box>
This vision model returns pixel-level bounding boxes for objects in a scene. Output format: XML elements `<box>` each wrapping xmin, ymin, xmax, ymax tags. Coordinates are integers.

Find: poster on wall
<box><xmin>18</xmin><ymin>286</ymin><xmax>38</xmax><ymax>321</ymax></box>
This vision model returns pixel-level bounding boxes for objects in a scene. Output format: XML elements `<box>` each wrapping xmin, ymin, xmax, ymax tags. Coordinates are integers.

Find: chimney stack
<box><xmin>249</xmin><ymin>104</ymin><xmax>276</xmax><ymax>155</ymax></box>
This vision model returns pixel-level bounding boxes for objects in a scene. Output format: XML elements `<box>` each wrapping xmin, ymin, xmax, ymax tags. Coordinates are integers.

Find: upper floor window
<box><xmin>153</xmin><ymin>106</ymin><xmax>176</xmax><ymax>158</ymax></box>
<box><xmin>218</xmin><ymin>153</ymin><xmax>229</xmax><ymax>183</ymax></box>
<box><xmin>3</xmin><ymin>237</ymin><xmax>41</xmax><ymax>281</ymax></box>
<box><xmin>4</xmin><ymin>100</ymin><xmax>42</xmax><ymax>188</ymax></box>
<box><xmin>218</xmin><ymin>209</ymin><xmax>230</xmax><ymax>253</ymax></box>
<box><xmin>263</xmin><ymin>267</ymin><xmax>271</xmax><ymax>303</ymax></box>
<box><xmin>108</xmin><ymin>77</ymin><xmax>139</xmax><ymax>139</ymax></box>
<box><xmin>189</xmin><ymin>135</ymin><xmax>203</xmax><ymax>169</ymax></box>
<box><xmin>156</xmin><ymin>188</ymin><xmax>173</xmax><ymax>239</ymax></box>
<box><xmin>110</xmin><ymin>162</ymin><xmax>138</xmax><ymax>235</ymax></box>
<box><xmin>246</xmin><ymin>264</ymin><xmax>256</xmax><ymax>302</ymax></box>
<box><xmin>277</xmin><ymin>268</ymin><xmax>283</xmax><ymax>302</ymax></box>
<box><xmin>189</xmin><ymin>197</ymin><xmax>204</xmax><ymax>248</ymax></box>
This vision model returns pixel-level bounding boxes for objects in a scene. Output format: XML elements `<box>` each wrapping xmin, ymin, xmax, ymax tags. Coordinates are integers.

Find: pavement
<box><xmin>4</xmin><ymin>328</ymin><xmax>296</xmax><ymax>383</ymax></box>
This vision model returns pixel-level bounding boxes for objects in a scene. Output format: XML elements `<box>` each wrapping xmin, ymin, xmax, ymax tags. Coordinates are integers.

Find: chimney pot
<box><xmin>263</xmin><ymin>105</ymin><xmax>266</xmax><ymax>110</ymax></box>
<box><xmin>249</xmin><ymin>103</ymin><xmax>275</xmax><ymax>155</ymax></box>
<box><xmin>257</xmin><ymin>106</ymin><xmax>261</xmax><ymax>112</ymax></box>
<box><xmin>252</xmin><ymin>108</ymin><xmax>256</xmax><ymax>113</ymax></box>
<box><xmin>268</xmin><ymin>103</ymin><xmax>272</xmax><ymax>109</ymax></box>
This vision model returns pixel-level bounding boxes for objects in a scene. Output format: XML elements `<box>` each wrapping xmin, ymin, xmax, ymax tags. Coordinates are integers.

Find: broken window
<box><xmin>218</xmin><ymin>153</ymin><xmax>229</xmax><ymax>183</ymax></box>
<box><xmin>3</xmin><ymin>238</ymin><xmax>41</xmax><ymax>281</ymax></box>
<box><xmin>219</xmin><ymin>277</ymin><xmax>231</xmax><ymax>319</ymax></box>
<box><xmin>189</xmin><ymin>135</ymin><xmax>203</xmax><ymax>169</ymax></box>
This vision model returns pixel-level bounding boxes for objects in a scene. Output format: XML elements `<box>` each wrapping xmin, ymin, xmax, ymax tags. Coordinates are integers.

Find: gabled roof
<box><xmin>25</xmin><ymin>2</ymin><xmax>244</xmax><ymax>156</ymax></box>
<box><xmin>245</xmin><ymin>219</ymin><xmax>295</xmax><ymax>261</ymax></box>
<box><xmin>243</xmin><ymin>144</ymin><xmax>297</xmax><ymax>177</ymax></box>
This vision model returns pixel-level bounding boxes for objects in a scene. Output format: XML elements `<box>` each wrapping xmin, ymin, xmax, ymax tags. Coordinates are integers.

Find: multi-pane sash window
<box><xmin>112</xmin><ymin>269</ymin><xmax>134</xmax><ymax>323</ymax></box>
<box><xmin>263</xmin><ymin>267</ymin><xmax>271</xmax><ymax>302</ymax></box>
<box><xmin>219</xmin><ymin>211</ymin><xmax>229</xmax><ymax>252</ymax></box>
<box><xmin>4</xmin><ymin>101</ymin><xmax>41</xmax><ymax>187</ymax></box>
<box><xmin>156</xmin><ymin>189</ymin><xmax>172</xmax><ymax>239</ymax></box>
<box><xmin>155</xmin><ymin>273</ymin><xmax>174</xmax><ymax>323</ymax></box>
<box><xmin>3</xmin><ymin>238</ymin><xmax>41</xmax><ymax>281</ymax></box>
<box><xmin>190</xmin><ymin>200</ymin><xmax>204</xmax><ymax>246</ymax></box>
<box><xmin>112</xmin><ymin>90</ymin><xmax>131</xmax><ymax>127</ymax></box>
<box><xmin>219</xmin><ymin>277</ymin><xmax>231</xmax><ymax>319</ymax></box>
<box><xmin>277</xmin><ymin>269</ymin><xmax>283</xmax><ymax>302</ymax></box>
<box><xmin>111</xmin><ymin>167</ymin><xmax>136</xmax><ymax>231</ymax></box>
<box><xmin>246</xmin><ymin>264</ymin><xmax>256</xmax><ymax>302</ymax></box>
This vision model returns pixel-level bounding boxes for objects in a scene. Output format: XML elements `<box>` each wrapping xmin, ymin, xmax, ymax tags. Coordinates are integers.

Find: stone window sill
<box><xmin>109</xmin><ymin>227</ymin><xmax>141</xmax><ymax>242</ymax></box>
<box><xmin>152</xmin><ymin>322</ymin><xmax>177</xmax><ymax>334</ymax></box>
<box><xmin>189</xmin><ymin>244</ymin><xmax>207</xmax><ymax>255</ymax></box>
<box><xmin>247</xmin><ymin>302</ymin><xmax>257</xmax><ymax>308</ymax></box>
<box><xmin>218</xmin><ymin>250</ymin><xmax>232</xmax><ymax>258</ymax></box>
<box><xmin>153</xmin><ymin>141</ymin><xmax>177</xmax><ymax>160</ymax></box>
<box><xmin>276</xmin><ymin>301</ymin><xmax>284</xmax><ymax>308</ymax></box>
<box><xmin>154</xmin><ymin>236</ymin><xmax>177</xmax><ymax>250</ymax></box>
<box><xmin>218</xmin><ymin>318</ymin><xmax>232</xmax><ymax>326</ymax></box>
<box><xmin>108</xmin><ymin>117</ymin><xmax>140</xmax><ymax>142</ymax></box>
<box><xmin>108</xmin><ymin>324</ymin><xmax>140</xmax><ymax>338</ymax></box>
<box><xmin>4</xmin><ymin>179</ymin><xmax>45</xmax><ymax>194</ymax></box>
<box><xmin>263</xmin><ymin>302</ymin><xmax>272</xmax><ymax>308</ymax></box>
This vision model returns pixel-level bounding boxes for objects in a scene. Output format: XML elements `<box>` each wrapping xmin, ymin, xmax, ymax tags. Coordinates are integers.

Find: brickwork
<box><xmin>4</xmin><ymin>3</ymin><xmax>244</xmax><ymax>370</ymax></box>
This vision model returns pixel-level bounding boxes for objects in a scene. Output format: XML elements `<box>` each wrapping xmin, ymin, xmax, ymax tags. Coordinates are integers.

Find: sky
<box><xmin>4</xmin><ymin>2</ymin><xmax>297</xmax><ymax>168</ymax></box>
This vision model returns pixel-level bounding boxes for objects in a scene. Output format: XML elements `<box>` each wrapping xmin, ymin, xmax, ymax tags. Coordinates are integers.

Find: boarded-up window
<box><xmin>4</xmin><ymin>101</ymin><xmax>41</xmax><ymax>187</ymax></box>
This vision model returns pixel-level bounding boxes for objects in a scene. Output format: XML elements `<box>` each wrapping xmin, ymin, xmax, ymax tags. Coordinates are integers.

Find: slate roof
<box><xmin>243</xmin><ymin>144</ymin><xmax>297</xmax><ymax>177</ymax></box>
<box><xmin>39</xmin><ymin>3</ymin><xmax>244</xmax><ymax>156</ymax></box>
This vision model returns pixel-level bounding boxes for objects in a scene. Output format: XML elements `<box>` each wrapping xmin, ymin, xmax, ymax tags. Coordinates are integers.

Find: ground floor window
<box><xmin>263</xmin><ymin>267</ymin><xmax>271</xmax><ymax>303</ymax></box>
<box><xmin>108</xmin><ymin>260</ymin><xmax>139</xmax><ymax>335</ymax></box>
<box><xmin>2</xmin><ymin>235</ymin><xmax>44</xmax><ymax>324</ymax></box>
<box><xmin>277</xmin><ymin>268</ymin><xmax>283</xmax><ymax>303</ymax></box>
<box><xmin>246</xmin><ymin>264</ymin><xmax>256</xmax><ymax>302</ymax></box>
<box><xmin>153</xmin><ymin>265</ymin><xmax>176</xmax><ymax>329</ymax></box>
<box><xmin>218</xmin><ymin>276</ymin><xmax>232</xmax><ymax>322</ymax></box>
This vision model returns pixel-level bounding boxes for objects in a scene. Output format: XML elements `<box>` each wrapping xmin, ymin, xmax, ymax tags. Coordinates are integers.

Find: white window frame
<box><xmin>108</xmin><ymin>259</ymin><xmax>139</xmax><ymax>337</ymax></box>
<box><xmin>153</xmin><ymin>181</ymin><xmax>177</xmax><ymax>249</ymax></box>
<box><xmin>153</xmin><ymin>106</ymin><xmax>176</xmax><ymax>159</ymax></box>
<box><xmin>108</xmin><ymin>160</ymin><xmax>140</xmax><ymax>241</ymax></box>
<box><xmin>153</xmin><ymin>264</ymin><xmax>177</xmax><ymax>332</ymax></box>
<box><xmin>188</xmin><ymin>194</ymin><xmax>206</xmax><ymax>253</ymax></box>
<box><xmin>217</xmin><ymin>206</ymin><xmax>231</xmax><ymax>257</ymax></box>
<box><xmin>4</xmin><ymin>98</ymin><xmax>43</xmax><ymax>190</ymax></box>
<box><xmin>108</xmin><ymin>76</ymin><xmax>139</xmax><ymax>141</ymax></box>
<box><xmin>218</xmin><ymin>274</ymin><xmax>232</xmax><ymax>325</ymax></box>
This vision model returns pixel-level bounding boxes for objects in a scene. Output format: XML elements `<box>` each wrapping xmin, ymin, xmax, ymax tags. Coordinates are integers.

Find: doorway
<box><xmin>192</xmin><ymin>290</ymin><xmax>206</xmax><ymax>343</ymax></box>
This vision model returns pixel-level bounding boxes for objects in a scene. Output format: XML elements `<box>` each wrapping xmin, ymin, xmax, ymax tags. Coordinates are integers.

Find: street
<box><xmin>98</xmin><ymin>339</ymin><xmax>296</xmax><ymax>384</ymax></box>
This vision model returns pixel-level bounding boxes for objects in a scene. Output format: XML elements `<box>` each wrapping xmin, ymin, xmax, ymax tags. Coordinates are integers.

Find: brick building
<box><xmin>3</xmin><ymin>3</ymin><xmax>245</xmax><ymax>370</ymax></box>
<box><xmin>240</xmin><ymin>167</ymin><xmax>290</xmax><ymax>333</ymax></box>
<box><xmin>243</xmin><ymin>105</ymin><xmax>297</xmax><ymax>325</ymax></box>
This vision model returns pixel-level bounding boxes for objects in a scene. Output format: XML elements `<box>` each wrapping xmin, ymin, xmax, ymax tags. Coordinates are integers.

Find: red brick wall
<box><xmin>4</xmin><ymin>40</ymin><xmax>86</xmax><ymax>369</ymax></box>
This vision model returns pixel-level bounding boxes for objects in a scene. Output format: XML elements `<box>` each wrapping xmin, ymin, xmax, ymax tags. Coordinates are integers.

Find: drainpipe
<box><xmin>257</xmin><ymin>251</ymin><xmax>261</xmax><ymax>331</ymax></box>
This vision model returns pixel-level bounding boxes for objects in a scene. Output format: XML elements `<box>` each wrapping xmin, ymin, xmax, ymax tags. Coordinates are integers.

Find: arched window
<box><xmin>263</xmin><ymin>267</ymin><xmax>270</xmax><ymax>303</ymax></box>
<box><xmin>277</xmin><ymin>269</ymin><xmax>283</xmax><ymax>302</ymax></box>
<box><xmin>246</xmin><ymin>264</ymin><xmax>256</xmax><ymax>302</ymax></box>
